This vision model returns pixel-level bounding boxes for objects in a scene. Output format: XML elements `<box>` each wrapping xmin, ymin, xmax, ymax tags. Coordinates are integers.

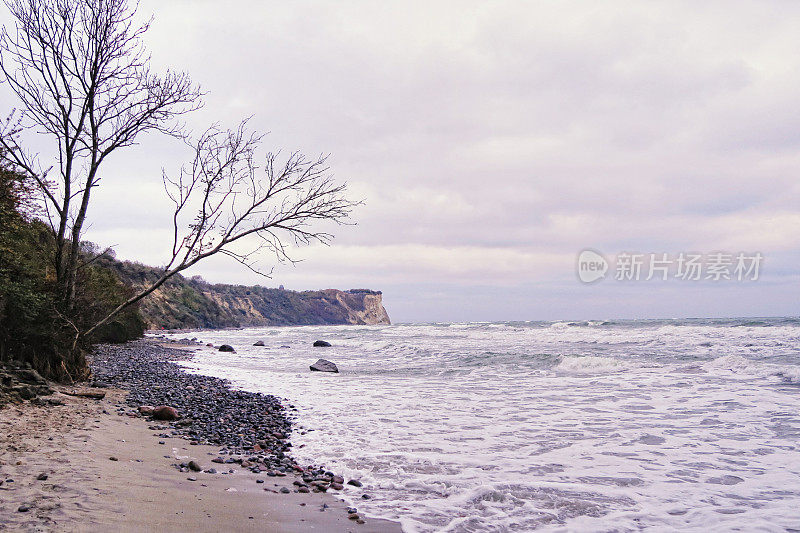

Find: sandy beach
<box><xmin>0</xmin><ymin>370</ymin><xmax>402</xmax><ymax>532</ymax></box>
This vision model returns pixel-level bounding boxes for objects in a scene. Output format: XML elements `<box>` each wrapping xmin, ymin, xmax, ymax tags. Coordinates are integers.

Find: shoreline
<box><xmin>0</xmin><ymin>339</ymin><xmax>402</xmax><ymax>532</ymax></box>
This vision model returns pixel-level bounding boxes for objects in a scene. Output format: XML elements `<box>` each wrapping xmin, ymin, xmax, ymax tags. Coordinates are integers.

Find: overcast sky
<box><xmin>4</xmin><ymin>1</ymin><xmax>800</xmax><ymax>322</ymax></box>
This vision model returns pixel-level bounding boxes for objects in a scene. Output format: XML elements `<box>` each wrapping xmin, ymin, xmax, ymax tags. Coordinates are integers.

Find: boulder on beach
<box><xmin>152</xmin><ymin>405</ymin><xmax>180</xmax><ymax>421</ymax></box>
<box><xmin>310</xmin><ymin>359</ymin><xmax>339</xmax><ymax>373</ymax></box>
<box><xmin>218</xmin><ymin>344</ymin><xmax>236</xmax><ymax>352</ymax></box>
<box><xmin>138</xmin><ymin>405</ymin><xmax>156</xmax><ymax>416</ymax></box>
<box><xmin>313</xmin><ymin>340</ymin><xmax>331</xmax><ymax>347</ymax></box>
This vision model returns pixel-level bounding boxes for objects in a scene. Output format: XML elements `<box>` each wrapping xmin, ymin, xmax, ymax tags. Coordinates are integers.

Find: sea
<box><xmin>159</xmin><ymin>318</ymin><xmax>800</xmax><ymax>532</ymax></box>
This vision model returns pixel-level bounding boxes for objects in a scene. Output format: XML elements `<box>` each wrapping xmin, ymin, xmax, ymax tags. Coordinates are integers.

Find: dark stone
<box><xmin>152</xmin><ymin>405</ymin><xmax>180</xmax><ymax>421</ymax></box>
<box><xmin>253</xmin><ymin>341</ymin><xmax>265</xmax><ymax>346</ymax></box>
<box><xmin>313</xmin><ymin>340</ymin><xmax>331</xmax><ymax>347</ymax></box>
<box><xmin>18</xmin><ymin>505</ymin><xmax>30</xmax><ymax>512</ymax></box>
<box><xmin>17</xmin><ymin>369</ymin><xmax>46</xmax><ymax>384</ymax></box>
<box><xmin>347</xmin><ymin>479</ymin><xmax>362</xmax><ymax>487</ymax></box>
<box><xmin>218</xmin><ymin>345</ymin><xmax>236</xmax><ymax>352</ymax></box>
<box><xmin>36</xmin><ymin>473</ymin><xmax>48</xmax><ymax>481</ymax></box>
<box><xmin>188</xmin><ymin>460</ymin><xmax>202</xmax><ymax>472</ymax></box>
<box><xmin>280</xmin><ymin>487</ymin><xmax>290</xmax><ymax>493</ymax></box>
<box><xmin>86</xmin><ymin>339</ymin><xmax>299</xmax><ymax>489</ymax></box>
<box><xmin>309</xmin><ymin>359</ymin><xmax>339</xmax><ymax>373</ymax></box>
<box><xmin>16</xmin><ymin>385</ymin><xmax>34</xmax><ymax>400</ymax></box>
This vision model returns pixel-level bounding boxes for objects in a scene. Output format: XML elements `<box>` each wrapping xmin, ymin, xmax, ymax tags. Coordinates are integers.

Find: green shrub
<box><xmin>0</xmin><ymin>167</ymin><xmax>145</xmax><ymax>379</ymax></box>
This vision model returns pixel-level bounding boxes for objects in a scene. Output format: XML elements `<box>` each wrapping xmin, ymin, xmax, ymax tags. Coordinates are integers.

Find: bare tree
<box><xmin>0</xmin><ymin>0</ymin><xmax>202</xmax><ymax>311</ymax></box>
<box><xmin>0</xmin><ymin>0</ymin><xmax>357</xmax><ymax>376</ymax></box>
<box><xmin>83</xmin><ymin>121</ymin><xmax>356</xmax><ymax>340</ymax></box>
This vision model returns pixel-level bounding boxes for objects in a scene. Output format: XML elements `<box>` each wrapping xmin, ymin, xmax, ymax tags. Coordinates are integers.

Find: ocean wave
<box><xmin>701</xmin><ymin>354</ymin><xmax>754</xmax><ymax>374</ymax></box>
<box><xmin>164</xmin><ymin>319</ymin><xmax>800</xmax><ymax>533</ymax></box>
<box><xmin>555</xmin><ymin>355</ymin><xmax>630</xmax><ymax>373</ymax></box>
<box><xmin>775</xmin><ymin>367</ymin><xmax>800</xmax><ymax>384</ymax></box>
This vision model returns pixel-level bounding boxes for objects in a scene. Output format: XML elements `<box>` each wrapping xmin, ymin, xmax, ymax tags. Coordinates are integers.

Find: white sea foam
<box><xmin>555</xmin><ymin>355</ymin><xmax>630</xmax><ymax>373</ymax></box>
<box><xmin>164</xmin><ymin>318</ymin><xmax>800</xmax><ymax>531</ymax></box>
<box><xmin>776</xmin><ymin>366</ymin><xmax>800</xmax><ymax>384</ymax></box>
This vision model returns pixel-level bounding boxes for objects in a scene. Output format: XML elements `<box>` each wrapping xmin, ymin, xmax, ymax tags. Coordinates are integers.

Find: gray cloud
<box><xmin>4</xmin><ymin>1</ymin><xmax>799</xmax><ymax>321</ymax></box>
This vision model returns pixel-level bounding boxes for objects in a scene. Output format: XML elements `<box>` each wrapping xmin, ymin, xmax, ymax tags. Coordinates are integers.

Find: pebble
<box><xmin>88</xmin><ymin>339</ymin><xmax>358</xmax><ymax>502</ymax></box>
<box><xmin>187</xmin><ymin>476</ymin><xmax>197</xmax><ymax>482</ymax></box>
<box><xmin>18</xmin><ymin>505</ymin><xmax>30</xmax><ymax>513</ymax></box>
<box><xmin>37</xmin><ymin>473</ymin><xmax>48</xmax><ymax>481</ymax></box>
<box><xmin>89</xmin><ymin>340</ymin><xmax>295</xmax><ymax>473</ymax></box>
<box><xmin>109</xmin><ymin>457</ymin><xmax>118</xmax><ymax>461</ymax></box>
<box><xmin>280</xmin><ymin>487</ymin><xmax>290</xmax><ymax>494</ymax></box>
<box><xmin>187</xmin><ymin>460</ymin><xmax>202</xmax><ymax>472</ymax></box>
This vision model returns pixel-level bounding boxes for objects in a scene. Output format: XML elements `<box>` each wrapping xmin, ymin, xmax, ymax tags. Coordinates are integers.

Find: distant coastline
<box><xmin>99</xmin><ymin>256</ymin><xmax>391</xmax><ymax>330</ymax></box>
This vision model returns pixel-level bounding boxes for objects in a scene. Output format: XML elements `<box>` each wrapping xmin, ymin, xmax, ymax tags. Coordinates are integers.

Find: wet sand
<box><xmin>0</xmin><ymin>387</ymin><xmax>402</xmax><ymax>532</ymax></box>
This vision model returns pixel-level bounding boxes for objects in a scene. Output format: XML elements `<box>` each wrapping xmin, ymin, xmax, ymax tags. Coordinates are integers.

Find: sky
<box><xmin>2</xmin><ymin>1</ymin><xmax>799</xmax><ymax>322</ymax></box>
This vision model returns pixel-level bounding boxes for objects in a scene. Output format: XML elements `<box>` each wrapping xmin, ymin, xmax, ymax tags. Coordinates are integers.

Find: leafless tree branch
<box><xmin>84</xmin><ymin>120</ymin><xmax>357</xmax><ymax>339</ymax></box>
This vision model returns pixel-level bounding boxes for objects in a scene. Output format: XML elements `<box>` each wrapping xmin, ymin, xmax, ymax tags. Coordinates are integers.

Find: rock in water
<box><xmin>313</xmin><ymin>340</ymin><xmax>331</xmax><ymax>347</ymax></box>
<box><xmin>253</xmin><ymin>341</ymin><xmax>265</xmax><ymax>346</ymax></box>
<box><xmin>219</xmin><ymin>345</ymin><xmax>236</xmax><ymax>352</ymax></box>
<box><xmin>309</xmin><ymin>359</ymin><xmax>339</xmax><ymax>373</ymax></box>
<box><xmin>152</xmin><ymin>405</ymin><xmax>180</xmax><ymax>421</ymax></box>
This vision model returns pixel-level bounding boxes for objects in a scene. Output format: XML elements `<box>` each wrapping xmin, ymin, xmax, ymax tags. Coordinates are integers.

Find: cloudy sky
<box><xmin>5</xmin><ymin>1</ymin><xmax>800</xmax><ymax>322</ymax></box>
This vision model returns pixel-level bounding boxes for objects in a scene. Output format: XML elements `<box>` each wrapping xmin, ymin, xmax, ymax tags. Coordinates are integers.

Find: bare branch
<box><xmin>85</xmin><ymin>120</ymin><xmax>358</xmax><ymax>339</ymax></box>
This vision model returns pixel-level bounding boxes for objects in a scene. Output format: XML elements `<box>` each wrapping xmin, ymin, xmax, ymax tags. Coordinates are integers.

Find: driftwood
<box><xmin>62</xmin><ymin>390</ymin><xmax>106</xmax><ymax>400</ymax></box>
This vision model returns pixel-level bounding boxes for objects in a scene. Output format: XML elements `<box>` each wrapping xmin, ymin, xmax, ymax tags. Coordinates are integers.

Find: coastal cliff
<box><xmin>100</xmin><ymin>258</ymin><xmax>390</xmax><ymax>330</ymax></box>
